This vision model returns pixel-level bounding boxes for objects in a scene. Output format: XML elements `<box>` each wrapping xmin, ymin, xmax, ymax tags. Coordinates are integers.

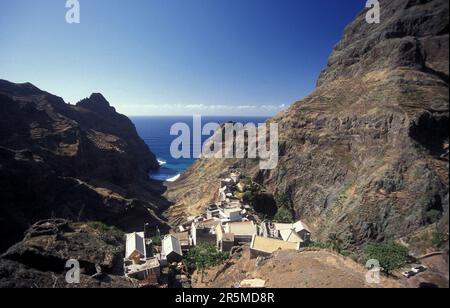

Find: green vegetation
<box><xmin>87</xmin><ymin>221</ymin><xmax>118</xmax><ymax>233</ymax></box>
<box><xmin>363</xmin><ymin>241</ymin><xmax>412</xmax><ymax>274</ymax></box>
<box><xmin>185</xmin><ymin>243</ymin><xmax>228</xmax><ymax>273</ymax></box>
<box><xmin>340</xmin><ymin>250</ymin><xmax>359</xmax><ymax>262</ymax></box>
<box><xmin>307</xmin><ymin>241</ymin><xmax>331</xmax><ymax>249</ymax></box>
<box><xmin>306</xmin><ymin>241</ymin><xmax>358</xmax><ymax>262</ymax></box>
<box><xmin>275</xmin><ymin>192</ymin><xmax>291</xmax><ymax>209</ymax></box>
<box><xmin>151</xmin><ymin>235</ymin><xmax>162</xmax><ymax>246</ymax></box>
<box><xmin>273</xmin><ymin>192</ymin><xmax>295</xmax><ymax>223</ymax></box>
<box><xmin>273</xmin><ymin>207</ymin><xmax>294</xmax><ymax>223</ymax></box>
<box><xmin>432</xmin><ymin>230</ymin><xmax>448</xmax><ymax>248</ymax></box>
<box><xmin>328</xmin><ymin>233</ymin><xmax>344</xmax><ymax>254</ymax></box>
<box><xmin>241</xmin><ymin>191</ymin><xmax>254</xmax><ymax>203</ymax></box>
<box><xmin>307</xmin><ymin>234</ymin><xmax>344</xmax><ymax>253</ymax></box>
<box><xmin>241</xmin><ymin>182</ymin><xmax>261</xmax><ymax>203</ymax></box>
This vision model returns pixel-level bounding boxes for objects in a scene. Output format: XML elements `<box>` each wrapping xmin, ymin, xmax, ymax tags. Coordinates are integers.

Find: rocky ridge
<box><xmin>0</xmin><ymin>219</ymin><xmax>136</xmax><ymax>288</ymax></box>
<box><xmin>0</xmin><ymin>80</ymin><xmax>170</xmax><ymax>253</ymax></box>
<box><xmin>166</xmin><ymin>0</ymin><xmax>449</xmax><ymax>253</ymax></box>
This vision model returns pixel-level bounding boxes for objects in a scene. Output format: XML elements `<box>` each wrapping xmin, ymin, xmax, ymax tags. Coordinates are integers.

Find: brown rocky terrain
<box><xmin>167</xmin><ymin>0</ymin><xmax>449</xmax><ymax>255</ymax></box>
<box><xmin>0</xmin><ymin>219</ymin><xmax>136</xmax><ymax>288</ymax></box>
<box><xmin>0</xmin><ymin>80</ymin><xmax>170</xmax><ymax>253</ymax></box>
<box><xmin>192</xmin><ymin>247</ymin><xmax>401</xmax><ymax>288</ymax></box>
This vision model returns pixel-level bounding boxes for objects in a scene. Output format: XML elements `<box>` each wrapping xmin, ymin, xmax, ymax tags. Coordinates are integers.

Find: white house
<box><xmin>172</xmin><ymin>232</ymin><xmax>191</xmax><ymax>251</ymax></box>
<box><xmin>293</xmin><ymin>221</ymin><xmax>312</xmax><ymax>243</ymax></box>
<box><xmin>207</xmin><ymin>204</ymin><xmax>221</xmax><ymax>219</ymax></box>
<box><xmin>125</xmin><ymin>232</ymin><xmax>147</xmax><ymax>264</ymax></box>
<box><xmin>219</xmin><ymin>186</ymin><xmax>228</xmax><ymax>202</ymax></box>
<box><xmin>221</xmin><ymin>178</ymin><xmax>233</xmax><ymax>188</ymax></box>
<box><xmin>224</xmin><ymin>221</ymin><xmax>258</xmax><ymax>244</ymax></box>
<box><xmin>162</xmin><ymin>235</ymin><xmax>183</xmax><ymax>263</ymax></box>
<box><xmin>125</xmin><ymin>257</ymin><xmax>160</xmax><ymax>282</ymax></box>
<box><xmin>250</xmin><ymin>235</ymin><xmax>300</xmax><ymax>258</ymax></box>
<box><xmin>273</xmin><ymin>220</ymin><xmax>311</xmax><ymax>244</ymax></box>
<box><xmin>219</xmin><ymin>207</ymin><xmax>242</xmax><ymax>222</ymax></box>
<box><xmin>279</xmin><ymin>228</ymin><xmax>304</xmax><ymax>244</ymax></box>
<box><xmin>191</xmin><ymin>219</ymin><xmax>220</xmax><ymax>246</ymax></box>
<box><xmin>124</xmin><ymin>232</ymin><xmax>161</xmax><ymax>282</ymax></box>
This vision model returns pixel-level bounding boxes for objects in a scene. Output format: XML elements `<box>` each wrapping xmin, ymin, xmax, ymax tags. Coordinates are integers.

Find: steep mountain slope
<box><xmin>0</xmin><ymin>80</ymin><xmax>170</xmax><ymax>252</ymax></box>
<box><xmin>167</xmin><ymin>0</ymin><xmax>449</xmax><ymax>250</ymax></box>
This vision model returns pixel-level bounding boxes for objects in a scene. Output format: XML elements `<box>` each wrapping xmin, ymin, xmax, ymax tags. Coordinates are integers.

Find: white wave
<box><xmin>157</xmin><ymin>159</ymin><xmax>167</xmax><ymax>166</ymax></box>
<box><xmin>166</xmin><ymin>174</ymin><xmax>181</xmax><ymax>182</ymax></box>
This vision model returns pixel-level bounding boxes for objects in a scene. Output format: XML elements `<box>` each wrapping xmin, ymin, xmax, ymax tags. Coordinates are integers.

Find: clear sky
<box><xmin>0</xmin><ymin>0</ymin><xmax>364</xmax><ymax>116</ymax></box>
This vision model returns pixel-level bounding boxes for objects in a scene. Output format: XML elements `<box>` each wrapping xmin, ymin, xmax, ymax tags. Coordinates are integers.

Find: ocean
<box><xmin>131</xmin><ymin>116</ymin><xmax>268</xmax><ymax>182</ymax></box>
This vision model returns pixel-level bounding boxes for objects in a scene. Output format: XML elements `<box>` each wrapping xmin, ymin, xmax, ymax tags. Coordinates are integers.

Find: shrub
<box><xmin>88</xmin><ymin>221</ymin><xmax>117</xmax><ymax>233</ymax></box>
<box><xmin>273</xmin><ymin>207</ymin><xmax>294</xmax><ymax>223</ymax></box>
<box><xmin>432</xmin><ymin>231</ymin><xmax>448</xmax><ymax>248</ymax></box>
<box><xmin>185</xmin><ymin>243</ymin><xmax>228</xmax><ymax>273</ymax></box>
<box><xmin>307</xmin><ymin>241</ymin><xmax>331</xmax><ymax>249</ymax></box>
<box><xmin>328</xmin><ymin>233</ymin><xmax>344</xmax><ymax>253</ymax></box>
<box><xmin>151</xmin><ymin>235</ymin><xmax>162</xmax><ymax>246</ymax></box>
<box><xmin>241</xmin><ymin>191</ymin><xmax>254</xmax><ymax>203</ymax></box>
<box><xmin>275</xmin><ymin>193</ymin><xmax>291</xmax><ymax>209</ymax></box>
<box><xmin>363</xmin><ymin>241</ymin><xmax>412</xmax><ymax>274</ymax></box>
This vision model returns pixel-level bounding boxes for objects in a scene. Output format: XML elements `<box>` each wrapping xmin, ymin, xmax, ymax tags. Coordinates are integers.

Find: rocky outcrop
<box><xmin>317</xmin><ymin>0</ymin><xmax>449</xmax><ymax>86</ymax></box>
<box><xmin>0</xmin><ymin>220</ymin><xmax>136</xmax><ymax>288</ymax></box>
<box><xmin>0</xmin><ymin>80</ymin><xmax>170</xmax><ymax>252</ymax></box>
<box><xmin>167</xmin><ymin>0</ymin><xmax>449</xmax><ymax>251</ymax></box>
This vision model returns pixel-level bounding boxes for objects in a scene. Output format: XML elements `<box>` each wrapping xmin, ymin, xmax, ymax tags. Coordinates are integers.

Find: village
<box><xmin>123</xmin><ymin>172</ymin><xmax>312</xmax><ymax>288</ymax></box>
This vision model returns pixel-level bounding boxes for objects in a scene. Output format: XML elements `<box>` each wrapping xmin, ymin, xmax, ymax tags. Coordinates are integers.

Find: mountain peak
<box><xmin>89</xmin><ymin>93</ymin><xmax>109</xmax><ymax>105</ymax></box>
<box><xmin>0</xmin><ymin>79</ymin><xmax>44</xmax><ymax>96</ymax></box>
<box><xmin>77</xmin><ymin>93</ymin><xmax>116</xmax><ymax>113</ymax></box>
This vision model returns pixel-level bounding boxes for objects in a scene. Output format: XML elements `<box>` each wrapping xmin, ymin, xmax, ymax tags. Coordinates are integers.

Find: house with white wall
<box><xmin>162</xmin><ymin>235</ymin><xmax>183</xmax><ymax>263</ymax></box>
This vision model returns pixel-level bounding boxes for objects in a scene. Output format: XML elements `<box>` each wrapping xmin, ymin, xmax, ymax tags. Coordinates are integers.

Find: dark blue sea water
<box><xmin>131</xmin><ymin>116</ymin><xmax>268</xmax><ymax>182</ymax></box>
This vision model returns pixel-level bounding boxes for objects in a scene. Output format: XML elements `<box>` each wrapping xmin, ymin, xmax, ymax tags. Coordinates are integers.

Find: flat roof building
<box><xmin>224</xmin><ymin>221</ymin><xmax>257</xmax><ymax>244</ymax></box>
<box><xmin>250</xmin><ymin>235</ymin><xmax>300</xmax><ymax>258</ymax></box>
<box><xmin>125</xmin><ymin>257</ymin><xmax>160</xmax><ymax>282</ymax></box>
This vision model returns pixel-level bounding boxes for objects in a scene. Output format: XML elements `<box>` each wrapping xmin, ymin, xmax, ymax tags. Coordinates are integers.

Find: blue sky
<box><xmin>0</xmin><ymin>0</ymin><xmax>364</xmax><ymax>116</ymax></box>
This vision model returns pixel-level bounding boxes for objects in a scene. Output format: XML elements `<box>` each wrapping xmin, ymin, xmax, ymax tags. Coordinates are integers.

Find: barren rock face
<box><xmin>0</xmin><ymin>80</ymin><xmax>169</xmax><ymax>252</ymax></box>
<box><xmin>317</xmin><ymin>0</ymin><xmax>449</xmax><ymax>86</ymax></box>
<box><xmin>0</xmin><ymin>220</ymin><xmax>136</xmax><ymax>288</ymax></box>
<box><xmin>167</xmin><ymin>0</ymin><xmax>449</xmax><ymax>249</ymax></box>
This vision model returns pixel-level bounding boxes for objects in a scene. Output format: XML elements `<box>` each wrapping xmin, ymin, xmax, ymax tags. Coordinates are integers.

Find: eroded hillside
<box><xmin>166</xmin><ymin>0</ymin><xmax>449</xmax><ymax>252</ymax></box>
<box><xmin>0</xmin><ymin>80</ymin><xmax>170</xmax><ymax>252</ymax></box>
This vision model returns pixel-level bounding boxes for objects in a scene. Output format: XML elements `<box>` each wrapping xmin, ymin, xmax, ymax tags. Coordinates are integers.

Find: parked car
<box><xmin>412</xmin><ymin>265</ymin><xmax>427</xmax><ymax>274</ymax></box>
<box><xmin>402</xmin><ymin>271</ymin><xmax>416</xmax><ymax>278</ymax></box>
<box><xmin>402</xmin><ymin>265</ymin><xmax>427</xmax><ymax>279</ymax></box>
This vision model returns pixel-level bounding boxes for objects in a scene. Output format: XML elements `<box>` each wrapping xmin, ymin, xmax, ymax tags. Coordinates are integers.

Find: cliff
<box><xmin>166</xmin><ymin>0</ymin><xmax>449</xmax><ymax>252</ymax></box>
<box><xmin>0</xmin><ymin>80</ymin><xmax>170</xmax><ymax>253</ymax></box>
